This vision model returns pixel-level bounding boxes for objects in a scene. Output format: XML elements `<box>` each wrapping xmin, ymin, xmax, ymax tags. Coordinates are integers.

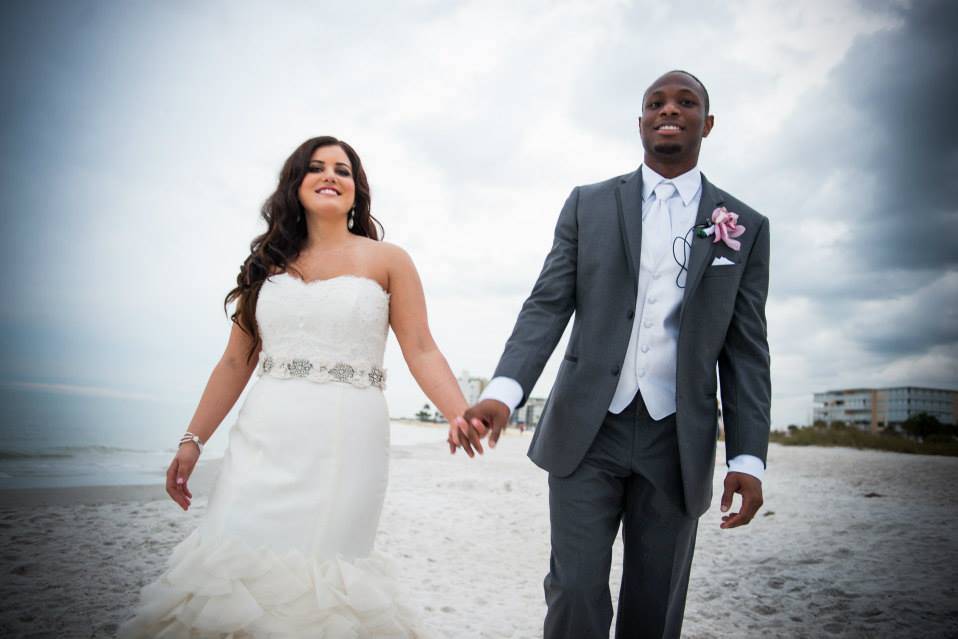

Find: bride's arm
<box><xmin>167</xmin><ymin>323</ymin><xmax>260</xmax><ymax>510</ymax></box>
<box><xmin>385</xmin><ymin>244</ymin><xmax>475</xmax><ymax>453</ymax></box>
<box><xmin>183</xmin><ymin>323</ymin><xmax>260</xmax><ymax>444</ymax></box>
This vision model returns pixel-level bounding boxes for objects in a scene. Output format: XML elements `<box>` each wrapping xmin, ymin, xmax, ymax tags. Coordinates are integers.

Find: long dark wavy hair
<box><xmin>224</xmin><ymin>136</ymin><xmax>383</xmax><ymax>361</ymax></box>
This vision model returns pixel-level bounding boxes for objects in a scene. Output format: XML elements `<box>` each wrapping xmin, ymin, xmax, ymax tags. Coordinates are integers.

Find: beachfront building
<box><xmin>813</xmin><ymin>386</ymin><xmax>958</xmax><ymax>432</ymax></box>
<box><xmin>521</xmin><ymin>397</ymin><xmax>546</xmax><ymax>429</ymax></box>
<box><xmin>508</xmin><ymin>396</ymin><xmax>547</xmax><ymax>429</ymax></box>
<box><xmin>457</xmin><ymin>371</ymin><xmax>488</xmax><ymax>407</ymax></box>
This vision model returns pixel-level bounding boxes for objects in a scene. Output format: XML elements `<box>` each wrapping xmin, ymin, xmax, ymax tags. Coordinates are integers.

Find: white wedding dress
<box><xmin>119</xmin><ymin>273</ymin><xmax>428</xmax><ymax>638</ymax></box>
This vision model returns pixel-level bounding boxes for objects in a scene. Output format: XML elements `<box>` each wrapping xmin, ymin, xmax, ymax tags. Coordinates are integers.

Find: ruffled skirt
<box><xmin>117</xmin><ymin>529</ymin><xmax>426</xmax><ymax>638</ymax></box>
<box><xmin>118</xmin><ymin>378</ymin><xmax>428</xmax><ymax>638</ymax></box>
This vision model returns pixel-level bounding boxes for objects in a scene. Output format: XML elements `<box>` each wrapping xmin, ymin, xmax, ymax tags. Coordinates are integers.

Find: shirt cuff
<box><xmin>478</xmin><ymin>377</ymin><xmax>523</xmax><ymax>416</ymax></box>
<box><xmin>727</xmin><ymin>454</ymin><xmax>765</xmax><ymax>482</ymax></box>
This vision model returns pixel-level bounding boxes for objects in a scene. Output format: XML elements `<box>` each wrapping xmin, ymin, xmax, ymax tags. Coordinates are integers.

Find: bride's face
<box><xmin>298</xmin><ymin>144</ymin><xmax>356</xmax><ymax>220</ymax></box>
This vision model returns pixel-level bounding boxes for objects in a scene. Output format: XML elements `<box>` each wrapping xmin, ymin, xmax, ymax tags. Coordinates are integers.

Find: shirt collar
<box><xmin>641</xmin><ymin>164</ymin><xmax>702</xmax><ymax>207</ymax></box>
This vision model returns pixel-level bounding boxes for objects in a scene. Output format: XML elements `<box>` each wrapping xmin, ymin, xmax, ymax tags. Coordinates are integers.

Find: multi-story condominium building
<box><xmin>522</xmin><ymin>397</ymin><xmax>546</xmax><ymax>429</ymax></box>
<box><xmin>507</xmin><ymin>396</ymin><xmax>547</xmax><ymax>428</ymax></box>
<box><xmin>813</xmin><ymin>386</ymin><xmax>957</xmax><ymax>432</ymax></box>
<box><xmin>456</xmin><ymin>371</ymin><xmax>488</xmax><ymax>407</ymax></box>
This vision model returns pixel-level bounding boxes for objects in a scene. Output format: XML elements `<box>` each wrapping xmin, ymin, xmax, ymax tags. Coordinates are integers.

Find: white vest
<box><xmin>608</xmin><ymin>164</ymin><xmax>702</xmax><ymax>419</ymax></box>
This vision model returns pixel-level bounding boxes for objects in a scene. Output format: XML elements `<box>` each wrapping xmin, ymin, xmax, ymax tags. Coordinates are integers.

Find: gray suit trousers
<box><xmin>543</xmin><ymin>392</ymin><xmax>699</xmax><ymax>639</ymax></box>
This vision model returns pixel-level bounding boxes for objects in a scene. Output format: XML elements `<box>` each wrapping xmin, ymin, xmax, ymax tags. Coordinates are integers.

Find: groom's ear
<box><xmin>702</xmin><ymin>114</ymin><xmax>714</xmax><ymax>138</ymax></box>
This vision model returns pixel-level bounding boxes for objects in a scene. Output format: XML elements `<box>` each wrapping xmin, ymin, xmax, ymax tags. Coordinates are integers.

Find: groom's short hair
<box><xmin>655</xmin><ymin>69</ymin><xmax>710</xmax><ymax>114</ymax></box>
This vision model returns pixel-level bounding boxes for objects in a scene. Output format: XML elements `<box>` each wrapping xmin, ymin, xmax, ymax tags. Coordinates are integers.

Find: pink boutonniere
<box><xmin>706</xmin><ymin>206</ymin><xmax>746</xmax><ymax>251</ymax></box>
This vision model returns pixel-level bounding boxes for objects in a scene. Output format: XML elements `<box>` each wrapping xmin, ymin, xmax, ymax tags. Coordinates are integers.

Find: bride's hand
<box><xmin>447</xmin><ymin>417</ymin><xmax>464</xmax><ymax>454</ymax></box>
<box><xmin>166</xmin><ymin>444</ymin><xmax>200</xmax><ymax>511</ymax></box>
<box><xmin>447</xmin><ymin>416</ymin><xmax>480</xmax><ymax>455</ymax></box>
<box><xmin>447</xmin><ymin>415</ymin><xmax>487</xmax><ymax>458</ymax></box>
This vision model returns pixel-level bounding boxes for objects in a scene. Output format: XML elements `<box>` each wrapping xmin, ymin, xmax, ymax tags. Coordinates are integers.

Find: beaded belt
<box><xmin>258</xmin><ymin>354</ymin><xmax>386</xmax><ymax>390</ymax></box>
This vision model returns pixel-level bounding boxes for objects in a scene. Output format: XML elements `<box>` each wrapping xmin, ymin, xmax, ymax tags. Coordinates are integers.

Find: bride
<box><xmin>118</xmin><ymin>136</ymin><xmax>481</xmax><ymax>638</ymax></box>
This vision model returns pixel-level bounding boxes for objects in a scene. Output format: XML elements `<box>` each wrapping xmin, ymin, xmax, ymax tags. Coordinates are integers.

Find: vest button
<box><xmin>627</xmin><ymin>310</ymin><xmax>635</xmax><ymax>319</ymax></box>
<box><xmin>611</xmin><ymin>364</ymin><xmax>621</xmax><ymax>375</ymax></box>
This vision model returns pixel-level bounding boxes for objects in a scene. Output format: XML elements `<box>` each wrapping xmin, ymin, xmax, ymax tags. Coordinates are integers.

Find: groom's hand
<box><xmin>463</xmin><ymin>399</ymin><xmax>510</xmax><ymax>452</ymax></box>
<box><xmin>719</xmin><ymin>472</ymin><xmax>763</xmax><ymax>529</ymax></box>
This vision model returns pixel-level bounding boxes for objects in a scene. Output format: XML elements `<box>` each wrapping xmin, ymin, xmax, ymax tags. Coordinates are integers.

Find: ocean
<box><xmin>0</xmin><ymin>386</ymin><xmax>446</xmax><ymax>489</ymax></box>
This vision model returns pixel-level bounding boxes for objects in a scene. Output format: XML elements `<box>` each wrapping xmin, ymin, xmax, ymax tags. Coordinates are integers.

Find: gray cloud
<box><xmin>854</xmin><ymin>272</ymin><xmax>958</xmax><ymax>356</ymax></box>
<box><xmin>815</xmin><ymin>0</ymin><xmax>958</xmax><ymax>271</ymax></box>
<box><xmin>770</xmin><ymin>0</ymin><xmax>958</xmax><ymax>365</ymax></box>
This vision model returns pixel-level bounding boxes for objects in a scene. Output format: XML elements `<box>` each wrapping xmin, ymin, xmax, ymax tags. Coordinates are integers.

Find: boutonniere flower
<box><xmin>705</xmin><ymin>206</ymin><xmax>746</xmax><ymax>251</ymax></box>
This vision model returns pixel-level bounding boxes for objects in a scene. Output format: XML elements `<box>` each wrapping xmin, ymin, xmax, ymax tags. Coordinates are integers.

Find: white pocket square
<box><xmin>710</xmin><ymin>256</ymin><xmax>736</xmax><ymax>266</ymax></box>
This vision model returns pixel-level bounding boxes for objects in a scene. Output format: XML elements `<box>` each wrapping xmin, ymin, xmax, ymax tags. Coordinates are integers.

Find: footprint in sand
<box><xmin>767</xmin><ymin>577</ymin><xmax>786</xmax><ymax>589</ymax></box>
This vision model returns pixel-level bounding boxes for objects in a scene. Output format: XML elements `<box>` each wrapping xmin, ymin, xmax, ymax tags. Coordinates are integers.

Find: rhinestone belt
<box><xmin>257</xmin><ymin>354</ymin><xmax>386</xmax><ymax>390</ymax></box>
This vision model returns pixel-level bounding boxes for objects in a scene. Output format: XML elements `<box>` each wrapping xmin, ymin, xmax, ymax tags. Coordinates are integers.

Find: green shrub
<box><xmin>771</xmin><ymin>423</ymin><xmax>958</xmax><ymax>456</ymax></box>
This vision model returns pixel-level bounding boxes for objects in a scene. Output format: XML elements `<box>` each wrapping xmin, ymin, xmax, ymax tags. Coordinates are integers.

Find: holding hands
<box><xmin>447</xmin><ymin>399</ymin><xmax>511</xmax><ymax>458</ymax></box>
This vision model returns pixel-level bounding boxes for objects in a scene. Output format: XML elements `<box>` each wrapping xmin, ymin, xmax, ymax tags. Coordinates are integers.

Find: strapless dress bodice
<box><xmin>254</xmin><ymin>273</ymin><xmax>390</xmax><ymax>389</ymax></box>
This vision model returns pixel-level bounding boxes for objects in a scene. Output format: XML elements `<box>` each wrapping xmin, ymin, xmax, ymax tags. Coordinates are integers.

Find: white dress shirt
<box><xmin>481</xmin><ymin>165</ymin><xmax>764</xmax><ymax>481</ymax></box>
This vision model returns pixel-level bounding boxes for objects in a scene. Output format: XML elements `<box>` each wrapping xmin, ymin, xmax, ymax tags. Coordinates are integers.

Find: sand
<box><xmin>1</xmin><ymin>436</ymin><xmax>956</xmax><ymax>638</ymax></box>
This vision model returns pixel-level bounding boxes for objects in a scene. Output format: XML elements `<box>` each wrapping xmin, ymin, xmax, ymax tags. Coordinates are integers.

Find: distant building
<box><xmin>517</xmin><ymin>397</ymin><xmax>546</xmax><ymax>429</ymax></box>
<box><xmin>813</xmin><ymin>386</ymin><xmax>957</xmax><ymax>432</ymax></box>
<box><xmin>509</xmin><ymin>397</ymin><xmax>546</xmax><ymax>429</ymax></box>
<box><xmin>457</xmin><ymin>371</ymin><xmax>488</xmax><ymax>407</ymax></box>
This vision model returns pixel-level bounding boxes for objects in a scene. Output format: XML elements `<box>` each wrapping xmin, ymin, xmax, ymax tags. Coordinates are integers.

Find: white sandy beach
<box><xmin>1</xmin><ymin>434</ymin><xmax>956</xmax><ymax>638</ymax></box>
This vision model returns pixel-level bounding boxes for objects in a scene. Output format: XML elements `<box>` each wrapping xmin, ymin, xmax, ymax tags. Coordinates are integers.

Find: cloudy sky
<box><xmin>1</xmin><ymin>0</ymin><xmax>955</xmax><ymax>434</ymax></box>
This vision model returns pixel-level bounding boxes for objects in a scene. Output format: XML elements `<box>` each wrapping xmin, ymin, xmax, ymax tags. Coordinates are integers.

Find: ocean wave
<box><xmin>0</xmin><ymin>450</ymin><xmax>73</xmax><ymax>460</ymax></box>
<box><xmin>0</xmin><ymin>445</ymin><xmax>156</xmax><ymax>460</ymax></box>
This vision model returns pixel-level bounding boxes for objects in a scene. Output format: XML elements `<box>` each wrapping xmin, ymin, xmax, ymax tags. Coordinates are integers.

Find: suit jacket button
<box><xmin>612</xmin><ymin>364</ymin><xmax>620</xmax><ymax>375</ymax></box>
<box><xmin>627</xmin><ymin>310</ymin><xmax>635</xmax><ymax>319</ymax></box>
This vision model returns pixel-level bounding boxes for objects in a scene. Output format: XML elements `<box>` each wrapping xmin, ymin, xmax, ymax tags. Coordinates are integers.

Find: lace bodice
<box><xmin>255</xmin><ymin>274</ymin><xmax>390</xmax><ymax>382</ymax></box>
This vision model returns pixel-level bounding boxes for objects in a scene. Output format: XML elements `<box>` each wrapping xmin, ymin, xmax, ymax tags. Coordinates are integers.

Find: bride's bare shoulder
<box><xmin>373</xmin><ymin>240</ymin><xmax>415</xmax><ymax>268</ymax></box>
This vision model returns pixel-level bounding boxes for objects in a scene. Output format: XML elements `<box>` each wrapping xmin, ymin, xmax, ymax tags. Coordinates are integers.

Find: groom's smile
<box><xmin>653</xmin><ymin>122</ymin><xmax>684</xmax><ymax>136</ymax></box>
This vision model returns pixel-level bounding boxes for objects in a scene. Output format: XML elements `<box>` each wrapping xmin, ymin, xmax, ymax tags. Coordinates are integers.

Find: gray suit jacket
<box><xmin>493</xmin><ymin>168</ymin><xmax>771</xmax><ymax>517</ymax></box>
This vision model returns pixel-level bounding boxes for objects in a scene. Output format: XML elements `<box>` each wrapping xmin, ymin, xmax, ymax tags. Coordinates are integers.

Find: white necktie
<box><xmin>649</xmin><ymin>182</ymin><xmax>676</xmax><ymax>266</ymax></box>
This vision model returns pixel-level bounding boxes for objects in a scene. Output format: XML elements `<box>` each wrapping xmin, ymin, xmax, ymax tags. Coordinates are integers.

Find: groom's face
<box><xmin>638</xmin><ymin>73</ymin><xmax>713</xmax><ymax>161</ymax></box>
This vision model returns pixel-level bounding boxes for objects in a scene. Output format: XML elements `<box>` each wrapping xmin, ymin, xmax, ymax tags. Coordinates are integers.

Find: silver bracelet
<box><xmin>178</xmin><ymin>432</ymin><xmax>204</xmax><ymax>454</ymax></box>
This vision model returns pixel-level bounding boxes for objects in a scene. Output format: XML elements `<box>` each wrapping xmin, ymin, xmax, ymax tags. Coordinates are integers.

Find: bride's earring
<box><xmin>347</xmin><ymin>207</ymin><xmax>355</xmax><ymax>230</ymax></box>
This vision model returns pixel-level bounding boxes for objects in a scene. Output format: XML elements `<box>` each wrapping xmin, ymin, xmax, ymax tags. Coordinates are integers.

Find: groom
<box><xmin>462</xmin><ymin>70</ymin><xmax>771</xmax><ymax>638</ymax></box>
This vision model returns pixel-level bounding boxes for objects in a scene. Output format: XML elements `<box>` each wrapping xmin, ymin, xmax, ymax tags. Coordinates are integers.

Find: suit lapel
<box><xmin>679</xmin><ymin>173</ymin><xmax>723</xmax><ymax>326</ymax></box>
<box><xmin>615</xmin><ymin>169</ymin><xmax>643</xmax><ymax>287</ymax></box>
